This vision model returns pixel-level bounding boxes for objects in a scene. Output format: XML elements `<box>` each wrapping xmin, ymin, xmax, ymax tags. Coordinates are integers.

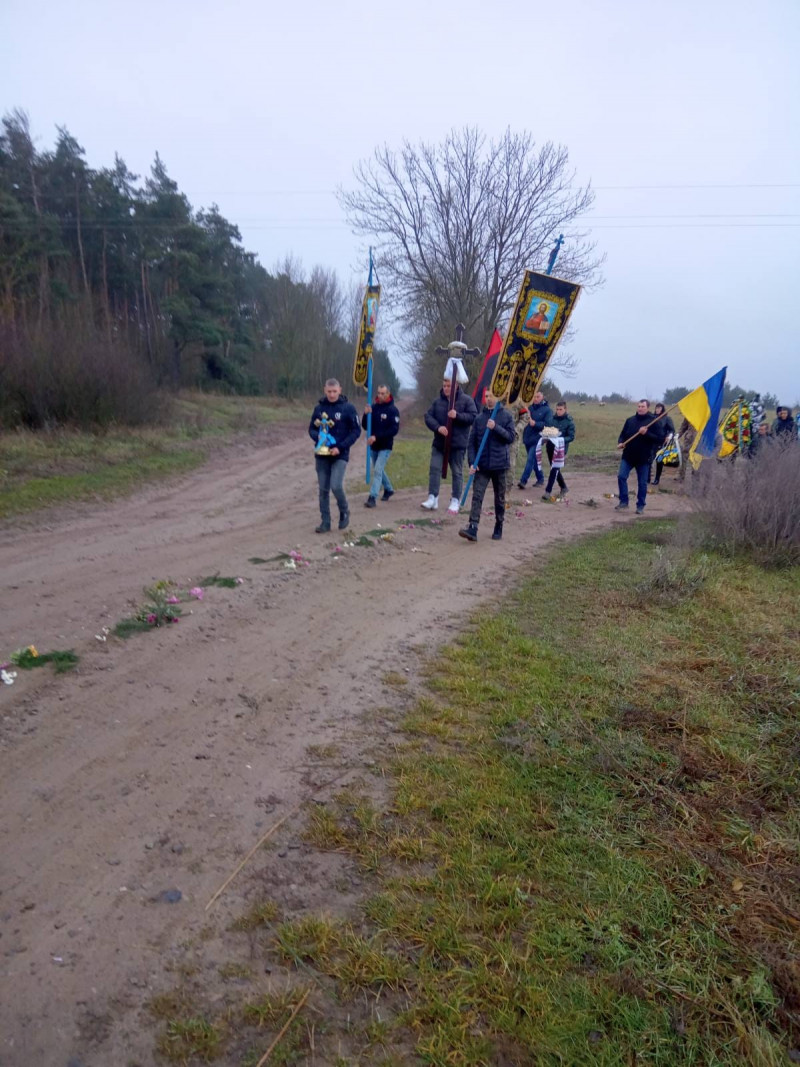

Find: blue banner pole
<box><xmin>460</xmin><ymin>236</ymin><xmax>564</xmax><ymax>510</ymax></box>
<box><xmin>365</xmin><ymin>357</ymin><xmax>373</xmax><ymax>485</ymax></box>
<box><xmin>365</xmin><ymin>247</ymin><xmax>374</xmax><ymax>486</ymax></box>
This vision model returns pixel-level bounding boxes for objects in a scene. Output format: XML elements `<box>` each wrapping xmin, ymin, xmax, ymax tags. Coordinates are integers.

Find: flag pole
<box><xmin>460</xmin><ymin>236</ymin><xmax>564</xmax><ymax>509</ymax></box>
<box><xmin>618</xmin><ymin>400</ymin><xmax>682</xmax><ymax>448</ymax></box>
<box><xmin>365</xmin><ymin>248</ymin><xmax>374</xmax><ymax>486</ymax></box>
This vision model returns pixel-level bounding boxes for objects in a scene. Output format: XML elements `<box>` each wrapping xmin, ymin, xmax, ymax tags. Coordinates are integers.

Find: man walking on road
<box><xmin>421</xmin><ymin>375</ymin><xmax>477</xmax><ymax>514</ymax></box>
<box><xmin>615</xmin><ymin>399</ymin><xmax>660</xmax><ymax>514</ymax></box>
<box><xmin>309</xmin><ymin>378</ymin><xmax>361</xmax><ymax>533</ymax></box>
<box><xmin>459</xmin><ymin>389</ymin><xmax>515</xmax><ymax>542</ymax></box>
<box><xmin>361</xmin><ymin>384</ymin><xmax>400</xmax><ymax>507</ymax></box>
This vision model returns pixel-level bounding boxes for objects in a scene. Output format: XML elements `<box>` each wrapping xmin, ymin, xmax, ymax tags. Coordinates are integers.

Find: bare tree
<box><xmin>338</xmin><ymin>127</ymin><xmax>603</xmax><ymax>380</ymax></box>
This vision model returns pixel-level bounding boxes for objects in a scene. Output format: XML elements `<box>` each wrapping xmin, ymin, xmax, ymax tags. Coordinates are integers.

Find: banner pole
<box><xmin>365</xmin><ymin>248</ymin><xmax>374</xmax><ymax>486</ymax></box>
<box><xmin>365</xmin><ymin>357</ymin><xmax>373</xmax><ymax>485</ymax></box>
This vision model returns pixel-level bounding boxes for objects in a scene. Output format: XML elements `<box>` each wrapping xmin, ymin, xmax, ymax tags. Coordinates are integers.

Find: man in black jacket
<box><xmin>459</xmin><ymin>390</ymin><xmax>515</xmax><ymax>542</ymax></box>
<box><xmin>421</xmin><ymin>376</ymin><xmax>478</xmax><ymax>514</ymax></box>
<box><xmin>615</xmin><ymin>399</ymin><xmax>661</xmax><ymax>514</ymax></box>
<box><xmin>361</xmin><ymin>384</ymin><xmax>400</xmax><ymax>507</ymax></box>
<box><xmin>308</xmin><ymin>379</ymin><xmax>361</xmax><ymax>533</ymax></box>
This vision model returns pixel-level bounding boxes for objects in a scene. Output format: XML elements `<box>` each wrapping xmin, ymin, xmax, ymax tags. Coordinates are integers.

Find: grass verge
<box><xmin>0</xmin><ymin>392</ymin><xmax>306</xmax><ymax>519</ymax></box>
<box><xmin>276</xmin><ymin>522</ymin><xmax>799</xmax><ymax>1063</ymax></box>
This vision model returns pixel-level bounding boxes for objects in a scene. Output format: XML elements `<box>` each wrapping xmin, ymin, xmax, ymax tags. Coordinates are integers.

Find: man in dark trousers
<box><xmin>421</xmin><ymin>374</ymin><xmax>478</xmax><ymax>514</ymax></box>
<box><xmin>361</xmin><ymin>384</ymin><xmax>400</xmax><ymax>507</ymax></box>
<box><xmin>518</xmin><ymin>390</ymin><xmax>552</xmax><ymax>489</ymax></box>
<box><xmin>459</xmin><ymin>388</ymin><xmax>515</xmax><ymax>542</ymax></box>
<box><xmin>308</xmin><ymin>378</ymin><xmax>361</xmax><ymax>533</ymax></box>
<box><xmin>615</xmin><ymin>399</ymin><xmax>661</xmax><ymax>515</ymax></box>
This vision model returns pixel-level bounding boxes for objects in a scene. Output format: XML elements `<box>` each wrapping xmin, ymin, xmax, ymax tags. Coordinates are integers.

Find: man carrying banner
<box><xmin>421</xmin><ymin>375</ymin><xmax>477</xmax><ymax>513</ymax></box>
<box><xmin>459</xmin><ymin>388</ymin><xmax>515</xmax><ymax>542</ymax></box>
<box><xmin>615</xmin><ymin>400</ymin><xmax>661</xmax><ymax>514</ymax></box>
<box><xmin>361</xmin><ymin>384</ymin><xmax>400</xmax><ymax>507</ymax></box>
<box><xmin>309</xmin><ymin>378</ymin><xmax>361</xmax><ymax>533</ymax></box>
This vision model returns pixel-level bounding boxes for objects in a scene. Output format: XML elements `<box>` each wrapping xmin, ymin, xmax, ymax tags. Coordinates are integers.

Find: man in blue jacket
<box><xmin>615</xmin><ymin>400</ymin><xmax>661</xmax><ymax>515</ymax></box>
<box><xmin>459</xmin><ymin>389</ymin><xmax>515</xmax><ymax>542</ymax></box>
<box><xmin>361</xmin><ymin>384</ymin><xmax>400</xmax><ymax>507</ymax></box>
<box><xmin>308</xmin><ymin>379</ymin><xmax>361</xmax><ymax>533</ymax></box>
<box><xmin>421</xmin><ymin>375</ymin><xmax>477</xmax><ymax>514</ymax></box>
<box><xmin>517</xmin><ymin>391</ymin><xmax>552</xmax><ymax>489</ymax></box>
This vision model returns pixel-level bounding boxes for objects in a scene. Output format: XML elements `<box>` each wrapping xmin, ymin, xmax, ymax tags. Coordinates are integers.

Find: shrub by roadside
<box><xmin>682</xmin><ymin>445</ymin><xmax>800</xmax><ymax>567</ymax></box>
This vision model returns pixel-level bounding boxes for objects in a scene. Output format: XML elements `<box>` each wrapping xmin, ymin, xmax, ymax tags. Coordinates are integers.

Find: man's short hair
<box><xmin>325</xmin><ymin>378</ymin><xmax>340</xmax><ymax>388</ymax></box>
<box><xmin>639</xmin><ymin>398</ymin><xmax>650</xmax><ymax>406</ymax></box>
<box><xmin>556</xmin><ymin>400</ymin><xmax>567</xmax><ymax>408</ymax></box>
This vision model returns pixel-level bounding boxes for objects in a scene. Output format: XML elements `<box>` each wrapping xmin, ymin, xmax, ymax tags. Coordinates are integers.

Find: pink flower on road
<box><xmin>189</xmin><ymin>587</ymin><xmax>204</xmax><ymax>600</ymax></box>
<box><xmin>147</xmin><ymin>613</ymin><xmax>157</xmax><ymax>625</ymax></box>
<box><xmin>166</xmin><ymin>596</ymin><xmax>180</xmax><ymax>604</ymax></box>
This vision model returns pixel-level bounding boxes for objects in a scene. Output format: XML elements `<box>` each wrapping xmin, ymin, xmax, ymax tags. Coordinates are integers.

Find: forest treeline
<box><xmin>0</xmin><ymin>110</ymin><xmax>399</xmax><ymax>428</ymax></box>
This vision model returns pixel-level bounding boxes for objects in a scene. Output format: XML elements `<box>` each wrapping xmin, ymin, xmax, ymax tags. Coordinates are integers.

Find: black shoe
<box><xmin>381</xmin><ymin>488</ymin><xmax>394</xmax><ymax>502</ymax></box>
<box><xmin>338</xmin><ymin>511</ymin><xmax>350</xmax><ymax>530</ymax></box>
<box><xmin>636</xmin><ymin>506</ymin><xmax>645</xmax><ymax>515</ymax></box>
<box><xmin>614</xmin><ymin>503</ymin><xmax>628</xmax><ymax>511</ymax></box>
<box><xmin>458</xmin><ymin>523</ymin><xmax>478</xmax><ymax>542</ymax></box>
<box><xmin>517</xmin><ymin>481</ymin><xmax>527</xmax><ymax>490</ymax></box>
<box><xmin>535</xmin><ymin>479</ymin><xmax>545</xmax><ymax>487</ymax></box>
<box><xmin>315</xmin><ymin>521</ymin><xmax>331</xmax><ymax>533</ymax></box>
<box><xmin>364</xmin><ymin>496</ymin><xmax>377</xmax><ymax>508</ymax></box>
<box><xmin>492</xmin><ymin>522</ymin><xmax>503</xmax><ymax>540</ymax></box>
<box><xmin>652</xmin><ymin>478</ymin><xmax>660</xmax><ymax>486</ymax></box>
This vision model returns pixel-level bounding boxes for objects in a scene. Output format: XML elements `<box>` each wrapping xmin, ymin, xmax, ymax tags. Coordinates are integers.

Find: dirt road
<box><xmin>0</xmin><ymin>427</ymin><xmax>680</xmax><ymax>1065</ymax></box>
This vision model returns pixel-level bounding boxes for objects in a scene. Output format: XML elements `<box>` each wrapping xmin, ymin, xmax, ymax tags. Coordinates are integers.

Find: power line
<box><xmin>593</xmin><ymin>183</ymin><xmax>800</xmax><ymax>190</ymax></box>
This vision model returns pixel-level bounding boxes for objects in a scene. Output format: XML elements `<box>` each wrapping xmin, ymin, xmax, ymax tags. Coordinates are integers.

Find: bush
<box><xmin>638</xmin><ymin>545</ymin><xmax>711</xmax><ymax>601</ymax></box>
<box><xmin>0</xmin><ymin>318</ymin><xmax>163</xmax><ymax>430</ymax></box>
<box><xmin>683</xmin><ymin>444</ymin><xmax>800</xmax><ymax>567</ymax></box>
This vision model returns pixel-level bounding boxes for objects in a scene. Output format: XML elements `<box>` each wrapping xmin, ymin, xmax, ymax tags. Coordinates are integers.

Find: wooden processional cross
<box><xmin>435</xmin><ymin>323</ymin><xmax>481</xmax><ymax>478</ymax></box>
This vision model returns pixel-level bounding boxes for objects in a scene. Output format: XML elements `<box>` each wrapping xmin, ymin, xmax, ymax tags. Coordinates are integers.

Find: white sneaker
<box><xmin>421</xmin><ymin>494</ymin><xmax>438</xmax><ymax>510</ymax></box>
<box><xmin>447</xmin><ymin>497</ymin><xmax>460</xmax><ymax>514</ymax></box>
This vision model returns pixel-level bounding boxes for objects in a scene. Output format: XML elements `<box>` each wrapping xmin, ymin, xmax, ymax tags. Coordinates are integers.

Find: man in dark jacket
<box><xmin>518</xmin><ymin>391</ymin><xmax>552</xmax><ymax>489</ymax></box>
<box><xmin>459</xmin><ymin>390</ymin><xmax>515</xmax><ymax>542</ymax></box>
<box><xmin>361</xmin><ymin>384</ymin><xmax>400</xmax><ymax>507</ymax></box>
<box><xmin>422</xmin><ymin>375</ymin><xmax>478</xmax><ymax>514</ymax></box>
<box><xmin>308</xmin><ymin>378</ymin><xmax>361</xmax><ymax>533</ymax></box>
<box><xmin>615</xmin><ymin>400</ymin><xmax>661</xmax><ymax>514</ymax></box>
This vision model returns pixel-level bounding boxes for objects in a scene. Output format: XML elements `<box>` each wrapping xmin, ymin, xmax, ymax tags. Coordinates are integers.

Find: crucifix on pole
<box><xmin>434</xmin><ymin>323</ymin><xmax>481</xmax><ymax>479</ymax></box>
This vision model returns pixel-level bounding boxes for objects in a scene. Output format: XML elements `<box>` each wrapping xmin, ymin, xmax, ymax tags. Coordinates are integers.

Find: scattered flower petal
<box><xmin>1</xmin><ymin>669</ymin><xmax>17</xmax><ymax>686</ymax></box>
<box><xmin>189</xmin><ymin>587</ymin><xmax>204</xmax><ymax>600</ymax></box>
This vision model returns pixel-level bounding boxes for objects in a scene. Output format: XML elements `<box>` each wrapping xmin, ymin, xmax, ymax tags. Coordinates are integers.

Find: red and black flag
<box><xmin>472</xmin><ymin>329</ymin><xmax>503</xmax><ymax>406</ymax></box>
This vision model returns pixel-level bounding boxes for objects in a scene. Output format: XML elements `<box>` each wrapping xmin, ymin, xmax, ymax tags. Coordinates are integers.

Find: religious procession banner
<box><xmin>490</xmin><ymin>270</ymin><xmax>581</xmax><ymax>405</ymax></box>
<box><xmin>718</xmin><ymin>398</ymin><xmax>752</xmax><ymax>458</ymax></box>
<box><xmin>352</xmin><ymin>284</ymin><xmax>381</xmax><ymax>388</ymax></box>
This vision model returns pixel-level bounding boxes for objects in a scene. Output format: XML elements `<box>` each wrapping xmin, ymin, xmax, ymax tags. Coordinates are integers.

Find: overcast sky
<box><xmin>3</xmin><ymin>0</ymin><xmax>798</xmax><ymax>403</ymax></box>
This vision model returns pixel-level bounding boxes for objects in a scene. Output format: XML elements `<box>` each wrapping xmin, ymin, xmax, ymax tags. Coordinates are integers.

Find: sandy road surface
<box><xmin>0</xmin><ymin>427</ymin><xmax>680</xmax><ymax>1065</ymax></box>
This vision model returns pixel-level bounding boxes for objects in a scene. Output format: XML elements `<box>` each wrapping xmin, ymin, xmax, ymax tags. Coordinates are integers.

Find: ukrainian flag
<box><xmin>677</xmin><ymin>367</ymin><xmax>727</xmax><ymax>470</ymax></box>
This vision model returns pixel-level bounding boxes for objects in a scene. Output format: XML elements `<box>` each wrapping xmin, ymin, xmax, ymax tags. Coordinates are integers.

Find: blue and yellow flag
<box><xmin>677</xmin><ymin>367</ymin><xmax>727</xmax><ymax>470</ymax></box>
